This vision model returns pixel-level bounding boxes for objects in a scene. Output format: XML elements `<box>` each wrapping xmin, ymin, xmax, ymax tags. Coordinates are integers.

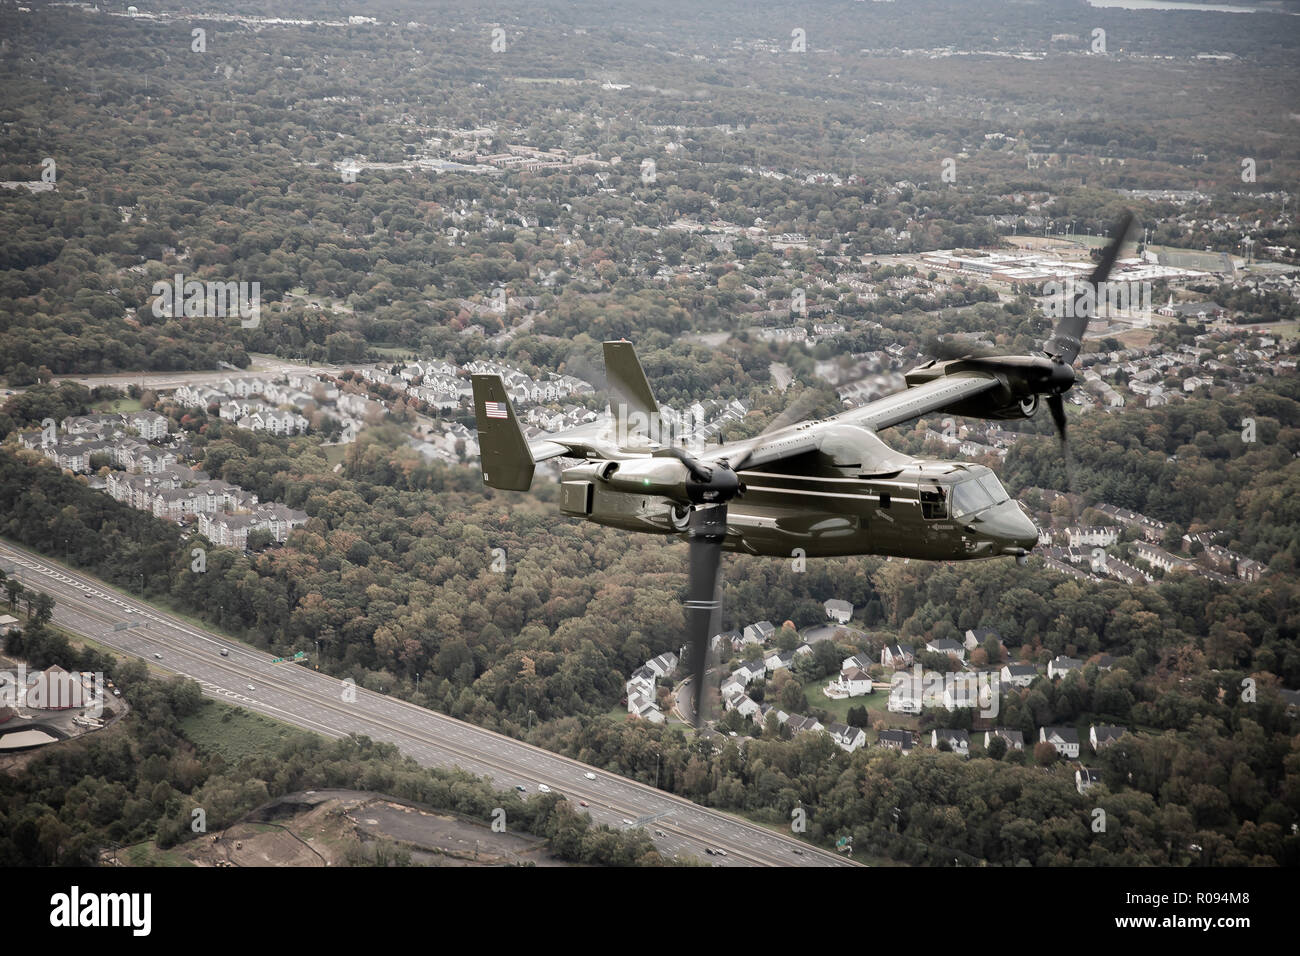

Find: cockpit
<box><xmin>918</xmin><ymin>467</ymin><xmax>1010</xmax><ymax>520</ymax></box>
<box><xmin>951</xmin><ymin>471</ymin><xmax>1010</xmax><ymax>518</ymax></box>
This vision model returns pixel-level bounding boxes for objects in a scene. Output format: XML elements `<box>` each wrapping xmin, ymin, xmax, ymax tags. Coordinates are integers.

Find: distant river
<box><xmin>1087</xmin><ymin>0</ymin><xmax>1296</xmax><ymax>11</ymax></box>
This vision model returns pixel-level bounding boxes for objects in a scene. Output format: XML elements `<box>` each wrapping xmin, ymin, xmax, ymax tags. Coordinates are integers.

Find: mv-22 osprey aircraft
<box><xmin>472</xmin><ymin>213</ymin><xmax>1133</xmax><ymax>722</ymax></box>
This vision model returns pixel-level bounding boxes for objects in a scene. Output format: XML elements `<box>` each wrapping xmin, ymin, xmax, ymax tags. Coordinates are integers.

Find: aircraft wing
<box><xmin>700</xmin><ymin>372</ymin><xmax>1003</xmax><ymax>470</ymax></box>
<box><xmin>833</xmin><ymin>371</ymin><xmax>1003</xmax><ymax>432</ymax></box>
<box><xmin>477</xmin><ymin>365</ymin><xmax>1003</xmax><ymax>485</ymax></box>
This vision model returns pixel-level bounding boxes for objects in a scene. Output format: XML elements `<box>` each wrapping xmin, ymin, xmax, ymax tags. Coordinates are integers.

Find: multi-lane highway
<box><xmin>0</xmin><ymin>539</ymin><xmax>853</xmax><ymax>867</ymax></box>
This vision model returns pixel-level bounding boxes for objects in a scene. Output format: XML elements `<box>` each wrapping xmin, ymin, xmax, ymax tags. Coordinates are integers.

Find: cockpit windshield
<box><xmin>951</xmin><ymin>472</ymin><xmax>1011</xmax><ymax>517</ymax></box>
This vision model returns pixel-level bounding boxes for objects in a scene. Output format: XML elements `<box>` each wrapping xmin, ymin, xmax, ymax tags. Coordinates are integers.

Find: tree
<box><xmin>987</xmin><ymin>735</ymin><xmax>1007</xmax><ymax>760</ymax></box>
<box><xmin>32</xmin><ymin>592</ymin><xmax>54</xmax><ymax>626</ymax></box>
<box><xmin>1033</xmin><ymin>741</ymin><xmax>1059</xmax><ymax>766</ymax></box>
<box><xmin>780</xmin><ymin>679</ymin><xmax>805</xmax><ymax>712</ymax></box>
<box><xmin>982</xmin><ymin>635</ymin><xmax>1004</xmax><ymax>665</ymax></box>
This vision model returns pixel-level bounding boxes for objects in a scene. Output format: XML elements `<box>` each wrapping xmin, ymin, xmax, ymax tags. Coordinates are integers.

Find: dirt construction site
<box><xmin>182</xmin><ymin>789</ymin><xmax>566</xmax><ymax>867</ymax></box>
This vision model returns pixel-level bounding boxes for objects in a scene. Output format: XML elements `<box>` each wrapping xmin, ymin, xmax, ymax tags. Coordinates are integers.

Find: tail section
<box><xmin>472</xmin><ymin>374</ymin><xmax>535</xmax><ymax>490</ymax></box>
<box><xmin>603</xmin><ymin>340</ymin><xmax>659</xmax><ymax>443</ymax></box>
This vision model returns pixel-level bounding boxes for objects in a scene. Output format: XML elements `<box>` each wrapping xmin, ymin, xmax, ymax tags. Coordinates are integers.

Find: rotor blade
<box><xmin>685</xmin><ymin>504</ymin><xmax>727</xmax><ymax>728</ymax></box>
<box><xmin>1085</xmin><ymin>209</ymin><xmax>1135</xmax><ymax>290</ymax></box>
<box><xmin>654</xmin><ymin>444</ymin><xmax>712</xmax><ymax>483</ymax></box>
<box><xmin>1047</xmin><ymin>393</ymin><xmax>1068</xmax><ymax>445</ymax></box>
<box><xmin>1045</xmin><ymin>210</ymin><xmax>1135</xmax><ymax>365</ymax></box>
<box><xmin>924</xmin><ymin>334</ymin><xmax>1000</xmax><ymax>362</ymax></box>
<box><xmin>754</xmin><ymin>384</ymin><xmax>826</xmax><ymax>438</ymax></box>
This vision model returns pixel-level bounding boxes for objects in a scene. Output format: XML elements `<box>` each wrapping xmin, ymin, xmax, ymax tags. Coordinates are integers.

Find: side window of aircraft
<box><xmin>977</xmin><ymin>473</ymin><xmax>1009</xmax><ymax>505</ymax></box>
<box><xmin>952</xmin><ymin>477</ymin><xmax>996</xmax><ymax>517</ymax></box>
<box><xmin>879</xmin><ymin>492</ymin><xmax>890</xmax><ymax>509</ymax></box>
<box><xmin>920</xmin><ymin>484</ymin><xmax>948</xmax><ymax>520</ymax></box>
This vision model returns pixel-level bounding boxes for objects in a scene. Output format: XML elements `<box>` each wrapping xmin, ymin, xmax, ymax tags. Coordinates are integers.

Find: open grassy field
<box><xmin>179</xmin><ymin>700</ymin><xmax>314</xmax><ymax>764</ymax></box>
<box><xmin>95</xmin><ymin>397</ymin><xmax>143</xmax><ymax>414</ymax></box>
<box><xmin>804</xmin><ymin>684</ymin><xmax>889</xmax><ymax>723</ymax></box>
<box><xmin>118</xmin><ymin>843</ymin><xmax>194</xmax><ymax>866</ymax></box>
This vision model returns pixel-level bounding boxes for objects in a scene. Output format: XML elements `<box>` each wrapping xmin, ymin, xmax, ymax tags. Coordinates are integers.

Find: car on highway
<box><xmin>578</xmin><ymin>800</ymin><xmax>588</xmax><ymax>807</ymax></box>
<box><xmin>621</xmin><ymin>818</ymin><xmax>634</xmax><ymax>827</ymax></box>
<box><xmin>583</xmin><ymin>771</ymin><xmax>596</xmax><ymax>780</ymax></box>
<box><xmin>654</xmin><ymin>829</ymin><xmax>666</xmax><ymax>837</ymax></box>
<box><xmin>246</xmin><ymin>684</ymin><xmax>255</xmax><ymax>691</ymax></box>
<box><xmin>514</xmin><ymin>785</ymin><xmax>527</xmax><ymax>792</ymax></box>
<box><xmin>792</xmin><ymin>848</ymin><xmax>804</xmax><ymax>856</ymax></box>
<box><xmin>220</xmin><ymin>648</ymin><xmax>229</xmax><ymax>657</ymax></box>
<box><xmin>153</xmin><ymin>653</ymin><xmax>161</xmax><ymax>659</ymax></box>
<box><xmin>537</xmin><ymin>784</ymin><xmax>551</xmax><ymax>793</ymax></box>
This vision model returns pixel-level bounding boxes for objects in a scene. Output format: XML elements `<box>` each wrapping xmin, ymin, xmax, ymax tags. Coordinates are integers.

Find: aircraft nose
<box><xmin>984</xmin><ymin>500</ymin><xmax>1039</xmax><ymax>553</ymax></box>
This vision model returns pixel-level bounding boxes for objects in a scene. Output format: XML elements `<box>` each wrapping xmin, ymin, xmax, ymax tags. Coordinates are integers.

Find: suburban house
<box><xmin>942</xmin><ymin>673</ymin><xmax>993</xmax><ymax>711</ymax></box>
<box><xmin>1039</xmin><ymin>726</ymin><xmax>1081</xmax><ymax>759</ymax></box>
<box><xmin>645</xmin><ymin>652</ymin><xmax>679</xmax><ymax>679</ymax></box>
<box><xmin>626</xmin><ymin>666</ymin><xmax>656</xmax><ymax>699</ymax></box>
<box><xmin>827</xmin><ymin>666</ymin><xmax>874</xmax><ymax>698</ymax></box>
<box><xmin>842</xmin><ymin>654</ymin><xmax>872</xmax><ymax>672</ymax></box>
<box><xmin>764</xmin><ymin>649</ymin><xmax>795</xmax><ymax>674</ymax></box>
<box><xmin>733</xmin><ymin>660</ymin><xmax>766</xmax><ymax>686</ymax></box>
<box><xmin>124</xmin><ymin>411</ymin><xmax>169</xmax><ymax>440</ymax></box>
<box><xmin>726</xmin><ymin>694</ymin><xmax>761</xmax><ymax>719</ymax></box>
<box><xmin>1066</xmin><ymin>526</ymin><xmax>1119</xmax><ymax>548</ymax></box>
<box><xmin>964</xmin><ymin>626</ymin><xmax>1001</xmax><ymax>652</ymax></box>
<box><xmin>878</xmin><ymin>729</ymin><xmax>916</xmax><ymax>754</ymax></box>
<box><xmin>827</xmin><ymin>722</ymin><xmax>867</xmax><ymax>753</ymax></box>
<box><xmin>931</xmin><ymin>728</ymin><xmax>970</xmax><ymax>756</ymax></box>
<box><xmin>743</xmin><ymin>621</ymin><xmax>776</xmax><ymax>645</ymax></box>
<box><xmin>1089</xmin><ymin>724</ymin><xmax>1127</xmax><ymax>751</ymax></box>
<box><xmin>1001</xmin><ymin>663</ymin><xmax>1038</xmax><ymax>687</ymax></box>
<box><xmin>1048</xmin><ymin>655</ymin><xmax>1083</xmax><ymax>679</ymax></box>
<box><xmin>1076</xmin><ymin>768</ymin><xmax>1103</xmax><ymax>794</ymax></box>
<box><xmin>881</xmin><ymin>643</ymin><xmax>915</xmax><ymax>668</ymax></box>
<box><xmin>785</xmin><ymin>714</ymin><xmax>824</xmax><ymax>735</ymax></box>
<box><xmin>711</xmin><ymin>630</ymin><xmax>742</xmax><ymax>652</ymax></box>
<box><xmin>627</xmin><ymin>691</ymin><xmax>665</xmax><ymax>724</ymax></box>
<box><xmin>925</xmin><ymin>637</ymin><xmax>966</xmax><ymax>662</ymax></box>
<box><xmin>824</xmin><ymin>599</ymin><xmax>853</xmax><ymax>624</ymax></box>
<box><xmin>888</xmin><ymin>673</ymin><xmax>922</xmax><ymax>714</ymax></box>
<box><xmin>985</xmin><ymin>727</ymin><xmax>1025</xmax><ymax>751</ymax></box>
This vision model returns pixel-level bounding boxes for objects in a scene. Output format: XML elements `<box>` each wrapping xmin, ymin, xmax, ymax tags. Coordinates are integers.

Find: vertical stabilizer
<box><xmin>472</xmin><ymin>374</ymin><xmax>535</xmax><ymax>490</ymax></box>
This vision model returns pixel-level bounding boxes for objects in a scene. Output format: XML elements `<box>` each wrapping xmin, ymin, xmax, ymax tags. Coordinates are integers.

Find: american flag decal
<box><xmin>484</xmin><ymin>400</ymin><xmax>507</xmax><ymax>419</ymax></box>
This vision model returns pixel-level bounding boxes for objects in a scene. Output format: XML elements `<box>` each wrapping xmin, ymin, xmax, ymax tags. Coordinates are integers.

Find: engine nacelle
<box><xmin>596</xmin><ymin>458</ymin><xmax>692</xmax><ymax>502</ymax></box>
